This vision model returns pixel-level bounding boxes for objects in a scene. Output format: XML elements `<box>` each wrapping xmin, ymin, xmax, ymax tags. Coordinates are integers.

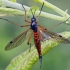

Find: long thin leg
<box><xmin>21</xmin><ymin>24</ymin><xmax>30</xmax><ymax>27</ymax></box>
<box><xmin>48</xmin><ymin>17</ymin><xmax>70</xmax><ymax>30</ymax></box>
<box><xmin>0</xmin><ymin>18</ymin><xmax>22</xmax><ymax>27</ymax></box>
<box><xmin>22</xmin><ymin>4</ymin><xmax>31</xmax><ymax>23</ymax></box>
<box><xmin>38</xmin><ymin>24</ymin><xmax>47</xmax><ymax>30</ymax></box>
<box><xmin>38</xmin><ymin>16</ymin><xmax>70</xmax><ymax>30</ymax></box>
<box><xmin>27</xmin><ymin>31</ymin><xmax>33</xmax><ymax>51</ymax></box>
<box><xmin>0</xmin><ymin>18</ymin><xmax>30</xmax><ymax>28</ymax></box>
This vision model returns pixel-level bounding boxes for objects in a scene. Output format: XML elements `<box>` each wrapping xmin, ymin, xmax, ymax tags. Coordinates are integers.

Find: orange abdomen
<box><xmin>34</xmin><ymin>32</ymin><xmax>41</xmax><ymax>55</ymax></box>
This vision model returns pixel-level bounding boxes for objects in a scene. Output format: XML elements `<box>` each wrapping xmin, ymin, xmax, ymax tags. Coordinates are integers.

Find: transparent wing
<box><xmin>40</xmin><ymin>30</ymin><xmax>51</xmax><ymax>41</ymax></box>
<box><xmin>40</xmin><ymin>29</ymin><xmax>70</xmax><ymax>44</ymax></box>
<box><xmin>5</xmin><ymin>29</ymin><xmax>30</xmax><ymax>51</ymax></box>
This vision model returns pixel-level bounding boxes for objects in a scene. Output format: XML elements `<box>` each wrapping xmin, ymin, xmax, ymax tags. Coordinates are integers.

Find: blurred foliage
<box><xmin>10</xmin><ymin>0</ymin><xmax>16</xmax><ymax>2</ymax></box>
<box><xmin>0</xmin><ymin>0</ymin><xmax>70</xmax><ymax>70</ymax></box>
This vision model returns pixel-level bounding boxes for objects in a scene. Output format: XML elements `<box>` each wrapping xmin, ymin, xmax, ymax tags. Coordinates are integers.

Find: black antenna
<box><xmin>22</xmin><ymin>4</ymin><xmax>34</xmax><ymax>18</ymax></box>
<box><xmin>33</xmin><ymin>9</ymin><xmax>36</xmax><ymax>16</ymax></box>
<box><xmin>30</xmin><ymin>8</ymin><xmax>34</xmax><ymax>17</ymax></box>
<box><xmin>37</xmin><ymin>2</ymin><xmax>44</xmax><ymax>21</ymax></box>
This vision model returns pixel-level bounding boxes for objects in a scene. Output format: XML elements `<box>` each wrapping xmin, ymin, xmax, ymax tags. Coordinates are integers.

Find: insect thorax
<box><xmin>30</xmin><ymin>21</ymin><xmax>37</xmax><ymax>32</ymax></box>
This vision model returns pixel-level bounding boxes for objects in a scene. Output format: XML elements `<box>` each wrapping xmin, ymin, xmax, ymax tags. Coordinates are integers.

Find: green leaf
<box><xmin>65</xmin><ymin>9</ymin><xmax>68</xmax><ymax>13</ymax></box>
<box><xmin>33</xmin><ymin>0</ymin><xmax>43</xmax><ymax>2</ymax></box>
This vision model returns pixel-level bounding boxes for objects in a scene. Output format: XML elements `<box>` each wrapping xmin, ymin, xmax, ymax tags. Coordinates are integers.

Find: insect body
<box><xmin>30</xmin><ymin>16</ymin><xmax>42</xmax><ymax>67</ymax></box>
<box><xmin>34</xmin><ymin>32</ymin><xmax>42</xmax><ymax>67</ymax></box>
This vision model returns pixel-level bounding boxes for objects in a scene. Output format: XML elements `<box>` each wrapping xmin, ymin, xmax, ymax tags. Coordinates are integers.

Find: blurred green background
<box><xmin>0</xmin><ymin>0</ymin><xmax>70</xmax><ymax>70</ymax></box>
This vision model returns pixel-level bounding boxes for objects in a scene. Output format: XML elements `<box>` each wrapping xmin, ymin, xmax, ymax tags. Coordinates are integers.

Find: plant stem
<box><xmin>0</xmin><ymin>0</ymin><xmax>70</xmax><ymax>23</ymax></box>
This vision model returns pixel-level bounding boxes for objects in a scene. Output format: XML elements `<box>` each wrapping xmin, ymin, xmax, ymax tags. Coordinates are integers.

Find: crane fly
<box><xmin>0</xmin><ymin>2</ymin><xmax>70</xmax><ymax>68</ymax></box>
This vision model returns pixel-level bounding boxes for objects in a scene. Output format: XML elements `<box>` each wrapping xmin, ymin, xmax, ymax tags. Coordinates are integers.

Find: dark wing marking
<box><xmin>41</xmin><ymin>29</ymin><xmax>70</xmax><ymax>44</ymax></box>
<box><xmin>5</xmin><ymin>29</ymin><xmax>30</xmax><ymax>51</ymax></box>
